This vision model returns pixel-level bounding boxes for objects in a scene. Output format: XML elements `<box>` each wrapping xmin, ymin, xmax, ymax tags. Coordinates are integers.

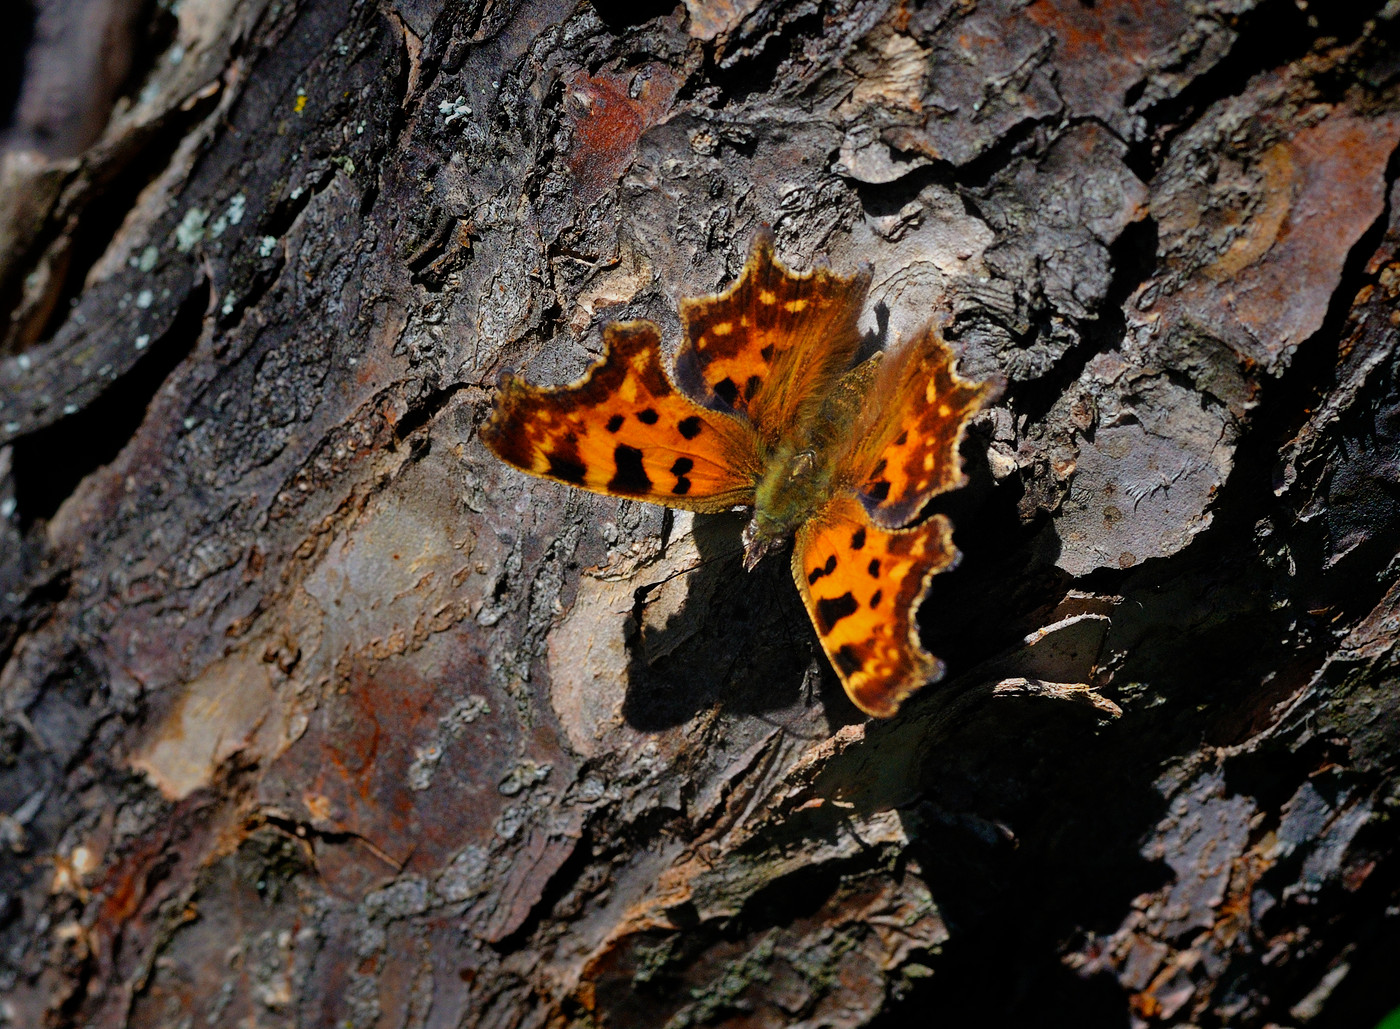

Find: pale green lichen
<box><xmin>631</xmin><ymin>936</ymin><xmax>683</xmax><ymax>985</ymax></box>
<box><xmin>664</xmin><ymin>934</ymin><xmax>777</xmax><ymax>1029</ymax></box>
<box><xmin>210</xmin><ymin>193</ymin><xmax>247</xmax><ymax>238</ymax></box>
<box><xmin>439</xmin><ymin>95</ymin><xmax>472</xmax><ymax>125</ymax></box>
<box><xmin>174</xmin><ymin>207</ymin><xmax>208</xmax><ymax>252</ymax></box>
<box><xmin>498</xmin><ymin>760</ymin><xmax>551</xmax><ymax>797</ymax></box>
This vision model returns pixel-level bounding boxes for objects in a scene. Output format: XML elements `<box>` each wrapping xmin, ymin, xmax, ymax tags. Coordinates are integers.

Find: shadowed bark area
<box><xmin>0</xmin><ymin>1</ymin><xmax>1398</xmax><ymax>1026</ymax></box>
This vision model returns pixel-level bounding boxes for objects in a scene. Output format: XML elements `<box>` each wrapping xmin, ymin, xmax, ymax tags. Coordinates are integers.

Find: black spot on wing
<box><xmin>834</xmin><ymin>644</ymin><xmax>863</xmax><ymax>677</ymax></box>
<box><xmin>866</xmin><ymin>480</ymin><xmax>890</xmax><ymax>502</ymax></box>
<box><xmin>605</xmin><ymin>414</ymin><xmax>624</xmax><ymax>433</ymax></box>
<box><xmin>744</xmin><ymin>375</ymin><xmax>762</xmax><ymax>401</ymax></box>
<box><xmin>868</xmin><ymin>558</ymin><xmax>880</xmax><ymax>577</ymax></box>
<box><xmin>870</xmin><ymin>589</ymin><xmax>883</xmax><ymax>609</ymax></box>
<box><xmin>637</xmin><ymin>408</ymin><xmax>659</xmax><ymax>424</ymax></box>
<box><xmin>870</xmin><ymin>458</ymin><xmax>887</xmax><ymax>478</ymax></box>
<box><xmin>807</xmin><ymin>554</ymin><xmax>837</xmax><ymax>585</ymax></box>
<box><xmin>609</xmin><ymin>445</ymin><xmax>652</xmax><ymax>494</ymax></box>
<box><xmin>760</xmin><ymin>344</ymin><xmax>774</xmax><ymax>362</ymax></box>
<box><xmin>850</xmin><ymin>527</ymin><xmax>866</xmax><ymax>550</ymax></box>
<box><xmin>670</xmin><ymin>457</ymin><xmax>694</xmax><ymax>496</ymax></box>
<box><xmin>894</xmin><ymin>430</ymin><xmax>908</xmax><ymax>446</ymax></box>
<box><xmin>547</xmin><ymin>452</ymin><xmax>587</xmax><ymax>485</ymax></box>
<box><xmin>678</xmin><ymin>416</ymin><xmax>703</xmax><ymax>439</ymax></box>
<box><xmin>816</xmin><ymin>592</ymin><xmax>859</xmax><ymax>634</ymax></box>
<box><xmin>714</xmin><ymin>377</ymin><xmax>739</xmax><ymax>406</ymax></box>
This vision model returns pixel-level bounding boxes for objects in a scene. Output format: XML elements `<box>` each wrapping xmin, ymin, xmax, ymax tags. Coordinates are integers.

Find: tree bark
<box><xmin>1</xmin><ymin>1</ymin><xmax>1398</xmax><ymax>1026</ymax></box>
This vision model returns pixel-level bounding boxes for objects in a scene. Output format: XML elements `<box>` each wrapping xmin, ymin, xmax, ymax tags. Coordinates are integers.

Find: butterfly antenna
<box><xmin>642</xmin><ymin>540</ymin><xmax>744</xmax><ymax>589</ymax></box>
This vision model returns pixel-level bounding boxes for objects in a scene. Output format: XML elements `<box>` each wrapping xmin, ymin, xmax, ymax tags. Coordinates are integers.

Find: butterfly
<box><xmin>481</xmin><ymin>233</ymin><xmax>997</xmax><ymax>717</ymax></box>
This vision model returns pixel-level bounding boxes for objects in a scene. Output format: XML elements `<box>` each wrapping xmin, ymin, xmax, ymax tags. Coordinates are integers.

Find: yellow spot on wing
<box><xmin>712</xmin><ymin>322</ymin><xmax>734</xmax><ymax>336</ymax></box>
<box><xmin>759</xmin><ymin>290</ymin><xmax>776</xmax><ymax>304</ymax></box>
<box><xmin>785</xmin><ymin>299</ymin><xmax>808</xmax><ymax>313</ymax></box>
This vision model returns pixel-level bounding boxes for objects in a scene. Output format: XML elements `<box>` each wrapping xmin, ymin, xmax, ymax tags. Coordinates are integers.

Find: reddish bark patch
<box><xmin>565</xmin><ymin>66</ymin><xmax>680</xmax><ymax>203</ymax></box>
<box><xmin>259</xmin><ymin>653</ymin><xmax>510</xmax><ymax>895</ymax></box>
<box><xmin>1147</xmin><ymin>106</ymin><xmax>1400</xmax><ymax>371</ymax></box>
<box><xmin>1025</xmin><ymin>0</ymin><xmax>1195</xmax><ymax>124</ymax></box>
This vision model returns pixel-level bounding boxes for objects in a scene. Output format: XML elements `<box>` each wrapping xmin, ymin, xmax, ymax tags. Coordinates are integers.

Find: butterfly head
<box><xmin>740</xmin><ymin>516</ymin><xmax>778</xmax><ymax>572</ymax></box>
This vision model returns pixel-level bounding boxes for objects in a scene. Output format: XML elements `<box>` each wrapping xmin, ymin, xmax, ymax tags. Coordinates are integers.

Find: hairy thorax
<box><xmin>743</xmin><ymin>443</ymin><xmax>834</xmax><ymax>569</ymax></box>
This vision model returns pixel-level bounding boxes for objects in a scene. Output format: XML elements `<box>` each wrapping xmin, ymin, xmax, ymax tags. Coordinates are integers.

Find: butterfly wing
<box><xmin>793</xmin><ymin>493</ymin><xmax>958</xmax><ymax>717</ymax></box>
<box><xmin>674</xmin><ymin>232</ymin><xmax>872</xmax><ymax>447</ymax></box>
<box><xmin>840</xmin><ymin>323</ymin><xmax>999</xmax><ymax>528</ymax></box>
<box><xmin>482</xmin><ymin>321</ymin><xmax>762</xmax><ymax>512</ymax></box>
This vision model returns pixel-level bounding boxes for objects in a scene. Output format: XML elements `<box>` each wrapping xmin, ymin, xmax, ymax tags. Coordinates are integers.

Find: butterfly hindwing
<box><xmin>674</xmin><ymin>233</ymin><xmax>872</xmax><ymax>446</ymax></box>
<box><xmin>841</xmin><ymin>324</ymin><xmax>998</xmax><ymax>529</ymax></box>
<box><xmin>482</xmin><ymin>321</ymin><xmax>762</xmax><ymax>512</ymax></box>
<box><xmin>793</xmin><ymin>493</ymin><xmax>959</xmax><ymax>717</ymax></box>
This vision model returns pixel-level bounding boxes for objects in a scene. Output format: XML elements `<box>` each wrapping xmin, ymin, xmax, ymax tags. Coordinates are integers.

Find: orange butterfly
<box><xmin>482</xmin><ymin>234</ymin><xmax>997</xmax><ymax>717</ymax></box>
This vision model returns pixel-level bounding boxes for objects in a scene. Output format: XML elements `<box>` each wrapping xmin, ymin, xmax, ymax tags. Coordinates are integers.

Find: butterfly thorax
<box><xmin>740</xmin><ymin>356</ymin><xmax>883</xmax><ymax>570</ymax></box>
<box><xmin>742</xmin><ymin>441</ymin><xmax>835</xmax><ymax>570</ymax></box>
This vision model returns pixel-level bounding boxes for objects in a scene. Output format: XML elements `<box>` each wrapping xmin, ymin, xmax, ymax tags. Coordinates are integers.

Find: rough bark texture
<box><xmin>1</xmin><ymin>1</ymin><xmax>1398</xmax><ymax>1026</ymax></box>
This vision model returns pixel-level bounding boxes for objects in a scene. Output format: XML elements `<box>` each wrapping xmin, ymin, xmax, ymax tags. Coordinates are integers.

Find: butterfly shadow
<box><xmin>619</xmin><ymin>511</ymin><xmax>865</xmax><ymax>732</ymax></box>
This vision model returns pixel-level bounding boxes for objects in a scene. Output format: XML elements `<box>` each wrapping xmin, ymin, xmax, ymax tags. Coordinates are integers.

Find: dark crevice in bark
<box><xmin>262</xmin><ymin>165</ymin><xmax>338</xmax><ymax>249</ymax></box>
<box><xmin>0</xmin><ymin>1</ymin><xmax>35</xmax><ymax>131</ymax></box>
<box><xmin>949</xmin><ymin>116</ymin><xmax>1054</xmax><ymax>194</ymax></box>
<box><xmin>1009</xmin><ymin>215</ymin><xmax>1161</xmax><ymax>429</ymax></box>
<box><xmin>489</xmin><ymin>825</ymin><xmax>596</xmax><ymax>951</ymax></box>
<box><xmin>848</xmin><ymin>162</ymin><xmax>957</xmax><ymax>219</ymax></box>
<box><xmin>1276</xmin><ymin>142</ymin><xmax>1400</xmax><ymax>450</ymax></box>
<box><xmin>117</xmin><ymin>1</ymin><xmax>181</xmax><ymax>112</ymax></box>
<box><xmin>590</xmin><ymin>0</ymin><xmax>681</xmax><ymax>32</ymax></box>
<box><xmin>697</xmin><ymin>6</ymin><xmax>827</xmax><ymax>107</ymax></box>
<box><xmin>9</xmin><ymin>277</ymin><xmax>208</xmax><ymax>527</ymax></box>
<box><xmin>379</xmin><ymin>15</ymin><xmax>420</xmax><ymax>172</ymax></box>
<box><xmin>395</xmin><ymin>382</ymin><xmax>472</xmax><ymax>442</ymax></box>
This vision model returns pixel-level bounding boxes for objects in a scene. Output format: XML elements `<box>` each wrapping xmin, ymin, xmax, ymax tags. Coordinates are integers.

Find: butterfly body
<box><xmin>482</xmin><ymin>235</ymin><xmax>997</xmax><ymax>717</ymax></box>
<box><xmin>742</xmin><ymin>354</ymin><xmax>878</xmax><ymax>567</ymax></box>
<box><xmin>746</xmin><ymin>443</ymin><xmax>825</xmax><ymax>561</ymax></box>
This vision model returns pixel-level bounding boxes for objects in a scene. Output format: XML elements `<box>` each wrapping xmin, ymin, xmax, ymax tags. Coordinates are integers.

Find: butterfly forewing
<box><xmin>482</xmin><ymin>321</ymin><xmax>762</xmax><ymax>512</ymax></box>
<box><xmin>792</xmin><ymin>493</ymin><xmax>958</xmax><ymax>717</ymax></box>
<box><xmin>674</xmin><ymin>234</ymin><xmax>872</xmax><ymax>447</ymax></box>
<box><xmin>841</xmin><ymin>324</ymin><xmax>998</xmax><ymax>529</ymax></box>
